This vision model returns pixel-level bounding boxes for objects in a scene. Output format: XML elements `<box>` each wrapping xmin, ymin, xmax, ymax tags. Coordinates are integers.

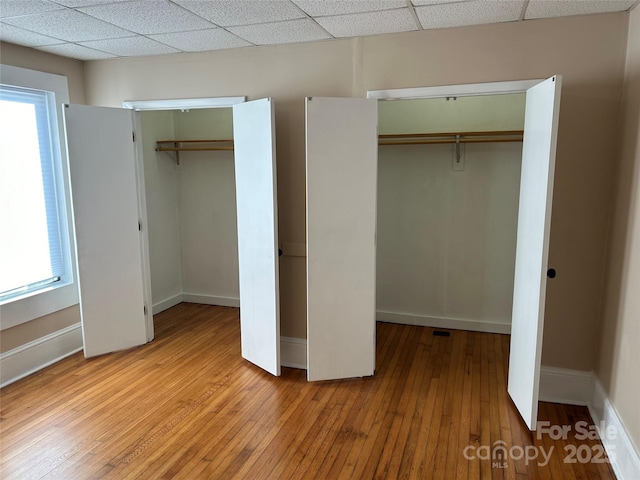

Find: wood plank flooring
<box><xmin>0</xmin><ymin>303</ymin><xmax>615</xmax><ymax>479</ymax></box>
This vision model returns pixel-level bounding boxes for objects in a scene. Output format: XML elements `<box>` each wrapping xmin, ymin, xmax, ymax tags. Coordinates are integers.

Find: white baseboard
<box><xmin>376</xmin><ymin>310</ymin><xmax>511</xmax><ymax>334</ymax></box>
<box><xmin>152</xmin><ymin>293</ymin><xmax>184</xmax><ymax>314</ymax></box>
<box><xmin>182</xmin><ymin>293</ymin><xmax>240</xmax><ymax>308</ymax></box>
<box><xmin>538</xmin><ymin>367</ymin><xmax>640</xmax><ymax>480</ymax></box>
<box><xmin>0</xmin><ymin>323</ymin><xmax>83</xmax><ymax>388</ymax></box>
<box><xmin>281</xmin><ymin>336</ymin><xmax>306</xmax><ymax>369</ymax></box>
<box><xmin>538</xmin><ymin>366</ymin><xmax>594</xmax><ymax>405</ymax></box>
<box><xmin>588</xmin><ymin>376</ymin><xmax>640</xmax><ymax>480</ymax></box>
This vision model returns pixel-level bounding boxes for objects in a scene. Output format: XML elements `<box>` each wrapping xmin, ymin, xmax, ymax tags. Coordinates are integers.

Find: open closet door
<box><xmin>64</xmin><ymin>104</ymin><xmax>150</xmax><ymax>357</ymax></box>
<box><xmin>508</xmin><ymin>75</ymin><xmax>562</xmax><ymax>430</ymax></box>
<box><xmin>306</xmin><ymin>97</ymin><xmax>378</xmax><ymax>381</ymax></box>
<box><xmin>232</xmin><ymin>98</ymin><xmax>281</xmax><ymax>376</ymax></box>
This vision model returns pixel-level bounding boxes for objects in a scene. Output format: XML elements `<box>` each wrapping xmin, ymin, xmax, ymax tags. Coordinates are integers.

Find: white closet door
<box><xmin>508</xmin><ymin>76</ymin><xmax>562</xmax><ymax>430</ymax></box>
<box><xmin>306</xmin><ymin>97</ymin><xmax>378</xmax><ymax>381</ymax></box>
<box><xmin>64</xmin><ymin>104</ymin><xmax>150</xmax><ymax>357</ymax></box>
<box><xmin>232</xmin><ymin>98</ymin><xmax>281</xmax><ymax>376</ymax></box>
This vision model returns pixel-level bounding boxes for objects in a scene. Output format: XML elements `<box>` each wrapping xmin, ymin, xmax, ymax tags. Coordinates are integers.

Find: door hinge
<box><xmin>144</xmin><ymin>305</ymin><xmax>147</xmax><ymax>315</ymax></box>
<box><xmin>132</xmin><ymin>131</ymin><xmax>136</xmax><ymax>142</ymax></box>
<box><xmin>138</xmin><ymin>221</ymin><xmax>142</xmax><ymax>231</ymax></box>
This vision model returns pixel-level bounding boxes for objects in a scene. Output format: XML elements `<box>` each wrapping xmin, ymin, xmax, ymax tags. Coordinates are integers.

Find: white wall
<box><xmin>140</xmin><ymin>108</ymin><xmax>239</xmax><ymax>309</ymax></box>
<box><xmin>376</xmin><ymin>95</ymin><xmax>524</xmax><ymax>331</ymax></box>
<box><xmin>377</xmin><ymin>142</ymin><xmax>522</xmax><ymax>329</ymax></box>
<box><xmin>140</xmin><ymin>111</ymin><xmax>182</xmax><ymax>306</ymax></box>
<box><xmin>378</xmin><ymin>93</ymin><xmax>525</xmax><ymax>134</ymax></box>
<box><xmin>174</xmin><ymin>109</ymin><xmax>239</xmax><ymax>302</ymax></box>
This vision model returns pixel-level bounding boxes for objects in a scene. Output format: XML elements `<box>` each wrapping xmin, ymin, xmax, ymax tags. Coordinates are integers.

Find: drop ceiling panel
<box><xmin>411</xmin><ymin>0</ymin><xmax>468</xmax><ymax>5</ymax></box>
<box><xmin>0</xmin><ymin>0</ymin><xmax>63</xmax><ymax>18</ymax></box>
<box><xmin>525</xmin><ymin>0</ymin><xmax>636</xmax><ymax>19</ymax></box>
<box><xmin>149</xmin><ymin>28</ymin><xmax>252</xmax><ymax>52</ymax></box>
<box><xmin>316</xmin><ymin>8</ymin><xmax>419</xmax><ymax>37</ymax></box>
<box><xmin>415</xmin><ymin>0</ymin><xmax>524</xmax><ymax>29</ymax></box>
<box><xmin>78</xmin><ymin>0</ymin><xmax>215</xmax><ymax>35</ymax></box>
<box><xmin>3</xmin><ymin>8</ymin><xmax>133</xmax><ymax>42</ymax></box>
<box><xmin>39</xmin><ymin>42</ymin><xmax>116</xmax><ymax>60</ymax></box>
<box><xmin>52</xmin><ymin>0</ymin><xmax>133</xmax><ymax>7</ymax></box>
<box><xmin>293</xmin><ymin>0</ymin><xmax>406</xmax><ymax>16</ymax></box>
<box><xmin>174</xmin><ymin>0</ymin><xmax>305</xmax><ymax>27</ymax></box>
<box><xmin>0</xmin><ymin>23</ymin><xmax>63</xmax><ymax>46</ymax></box>
<box><xmin>80</xmin><ymin>36</ymin><xmax>180</xmax><ymax>56</ymax></box>
<box><xmin>229</xmin><ymin>18</ymin><xmax>331</xmax><ymax>45</ymax></box>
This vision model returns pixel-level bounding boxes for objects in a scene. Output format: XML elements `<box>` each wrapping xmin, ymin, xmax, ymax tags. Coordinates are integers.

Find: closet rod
<box><xmin>379</xmin><ymin>129</ymin><xmax>523</xmax><ymax>146</ymax></box>
<box><xmin>157</xmin><ymin>146</ymin><xmax>234</xmax><ymax>151</ymax></box>
<box><xmin>380</xmin><ymin>137</ymin><xmax>523</xmax><ymax>146</ymax></box>
<box><xmin>155</xmin><ymin>139</ymin><xmax>234</xmax><ymax>164</ymax></box>
<box><xmin>379</xmin><ymin>130</ymin><xmax>523</xmax><ymax>139</ymax></box>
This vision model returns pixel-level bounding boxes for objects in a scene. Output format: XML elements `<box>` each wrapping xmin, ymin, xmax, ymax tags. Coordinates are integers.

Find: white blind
<box><xmin>0</xmin><ymin>85</ymin><xmax>64</xmax><ymax>298</ymax></box>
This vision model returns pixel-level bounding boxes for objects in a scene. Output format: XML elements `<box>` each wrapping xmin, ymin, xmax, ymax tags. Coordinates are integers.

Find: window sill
<box><xmin>0</xmin><ymin>281</ymin><xmax>79</xmax><ymax>330</ymax></box>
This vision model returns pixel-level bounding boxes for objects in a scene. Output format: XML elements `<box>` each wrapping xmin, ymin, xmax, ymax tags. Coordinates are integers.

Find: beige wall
<box><xmin>0</xmin><ymin>42</ymin><xmax>85</xmax><ymax>354</ymax></box>
<box><xmin>84</xmin><ymin>13</ymin><xmax>628</xmax><ymax>367</ymax></box>
<box><xmin>598</xmin><ymin>6</ymin><xmax>640</xmax><ymax>453</ymax></box>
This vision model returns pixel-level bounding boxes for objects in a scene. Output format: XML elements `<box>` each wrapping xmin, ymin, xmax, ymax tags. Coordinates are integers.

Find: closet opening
<box><xmin>125</xmin><ymin>97</ymin><xmax>281</xmax><ymax>376</ymax></box>
<box><xmin>138</xmin><ymin>107</ymin><xmax>240</xmax><ymax>316</ymax></box>
<box><xmin>375</xmin><ymin>93</ymin><xmax>526</xmax><ymax>335</ymax></box>
<box><xmin>368</xmin><ymin>76</ymin><xmax>562</xmax><ymax>429</ymax></box>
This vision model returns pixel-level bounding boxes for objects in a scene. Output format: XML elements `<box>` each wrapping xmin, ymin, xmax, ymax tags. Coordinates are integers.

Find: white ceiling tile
<box><xmin>0</xmin><ymin>0</ymin><xmax>63</xmax><ymax>18</ymax></box>
<box><xmin>228</xmin><ymin>18</ymin><xmax>331</xmax><ymax>45</ymax></box>
<box><xmin>38</xmin><ymin>42</ymin><xmax>116</xmax><ymax>59</ymax></box>
<box><xmin>149</xmin><ymin>28</ymin><xmax>251</xmax><ymax>52</ymax></box>
<box><xmin>0</xmin><ymin>22</ymin><xmax>63</xmax><ymax>46</ymax></box>
<box><xmin>415</xmin><ymin>0</ymin><xmax>524</xmax><ymax>29</ymax></box>
<box><xmin>293</xmin><ymin>0</ymin><xmax>406</xmax><ymax>16</ymax></box>
<box><xmin>315</xmin><ymin>8</ymin><xmax>418</xmax><ymax>37</ymax></box>
<box><xmin>411</xmin><ymin>0</ymin><xmax>468</xmax><ymax>5</ymax></box>
<box><xmin>525</xmin><ymin>0</ymin><xmax>636</xmax><ymax>19</ymax></box>
<box><xmin>52</xmin><ymin>0</ymin><xmax>132</xmax><ymax>7</ymax></box>
<box><xmin>2</xmin><ymin>8</ymin><xmax>133</xmax><ymax>41</ymax></box>
<box><xmin>79</xmin><ymin>35</ymin><xmax>181</xmax><ymax>56</ymax></box>
<box><xmin>173</xmin><ymin>0</ymin><xmax>305</xmax><ymax>27</ymax></box>
<box><xmin>78</xmin><ymin>0</ymin><xmax>214</xmax><ymax>34</ymax></box>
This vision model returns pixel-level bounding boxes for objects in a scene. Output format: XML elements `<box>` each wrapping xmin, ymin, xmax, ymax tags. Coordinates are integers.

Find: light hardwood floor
<box><xmin>0</xmin><ymin>303</ymin><xmax>615</xmax><ymax>479</ymax></box>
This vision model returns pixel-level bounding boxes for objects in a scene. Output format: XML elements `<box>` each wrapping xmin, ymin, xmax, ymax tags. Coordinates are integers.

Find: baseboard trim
<box><xmin>588</xmin><ymin>376</ymin><xmax>640</xmax><ymax>480</ymax></box>
<box><xmin>182</xmin><ymin>293</ymin><xmax>240</xmax><ymax>308</ymax></box>
<box><xmin>152</xmin><ymin>293</ymin><xmax>184</xmax><ymax>314</ymax></box>
<box><xmin>376</xmin><ymin>310</ymin><xmax>511</xmax><ymax>334</ymax></box>
<box><xmin>281</xmin><ymin>336</ymin><xmax>306</xmax><ymax>369</ymax></box>
<box><xmin>0</xmin><ymin>323</ymin><xmax>83</xmax><ymax>388</ymax></box>
<box><xmin>538</xmin><ymin>366</ymin><xmax>594</xmax><ymax>406</ymax></box>
<box><xmin>537</xmin><ymin>367</ymin><xmax>640</xmax><ymax>480</ymax></box>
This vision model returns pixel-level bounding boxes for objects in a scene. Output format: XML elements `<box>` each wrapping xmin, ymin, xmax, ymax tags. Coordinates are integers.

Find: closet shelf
<box><xmin>378</xmin><ymin>130</ymin><xmax>524</xmax><ymax>146</ymax></box>
<box><xmin>155</xmin><ymin>139</ymin><xmax>234</xmax><ymax>164</ymax></box>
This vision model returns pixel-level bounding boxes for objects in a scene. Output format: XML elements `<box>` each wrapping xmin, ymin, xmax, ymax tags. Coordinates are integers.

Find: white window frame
<box><xmin>0</xmin><ymin>65</ymin><xmax>78</xmax><ymax>330</ymax></box>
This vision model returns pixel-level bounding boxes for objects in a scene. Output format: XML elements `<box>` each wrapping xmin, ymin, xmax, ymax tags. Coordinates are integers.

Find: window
<box><xmin>0</xmin><ymin>86</ymin><xmax>66</xmax><ymax>300</ymax></box>
<box><xmin>0</xmin><ymin>65</ymin><xmax>77</xmax><ymax>329</ymax></box>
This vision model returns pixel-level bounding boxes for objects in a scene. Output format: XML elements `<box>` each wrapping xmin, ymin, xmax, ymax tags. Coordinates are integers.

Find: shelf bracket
<box><xmin>452</xmin><ymin>135</ymin><xmax>465</xmax><ymax>171</ymax></box>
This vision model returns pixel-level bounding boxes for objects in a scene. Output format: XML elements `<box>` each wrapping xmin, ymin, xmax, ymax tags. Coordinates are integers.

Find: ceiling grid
<box><xmin>0</xmin><ymin>0</ymin><xmax>637</xmax><ymax>60</ymax></box>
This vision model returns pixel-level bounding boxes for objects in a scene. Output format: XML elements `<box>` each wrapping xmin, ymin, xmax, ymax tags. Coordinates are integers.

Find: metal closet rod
<box><xmin>155</xmin><ymin>139</ymin><xmax>234</xmax><ymax>152</ymax></box>
<box><xmin>379</xmin><ymin>130</ymin><xmax>524</xmax><ymax>146</ymax></box>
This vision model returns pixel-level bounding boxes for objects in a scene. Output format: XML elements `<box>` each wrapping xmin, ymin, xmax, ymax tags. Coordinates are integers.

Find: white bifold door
<box><xmin>64</xmin><ymin>104</ymin><xmax>152</xmax><ymax>357</ymax></box>
<box><xmin>508</xmin><ymin>75</ymin><xmax>562</xmax><ymax>430</ymax></box>
<box><xmin>306</xmin><ymin>97</ymin><xmax>378</xmax><ymax>381</ymax></box>
<box><xmin>232</xmin><ymin>98</ymin><xmax>281</xmax><ymax>376</ymax></box>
